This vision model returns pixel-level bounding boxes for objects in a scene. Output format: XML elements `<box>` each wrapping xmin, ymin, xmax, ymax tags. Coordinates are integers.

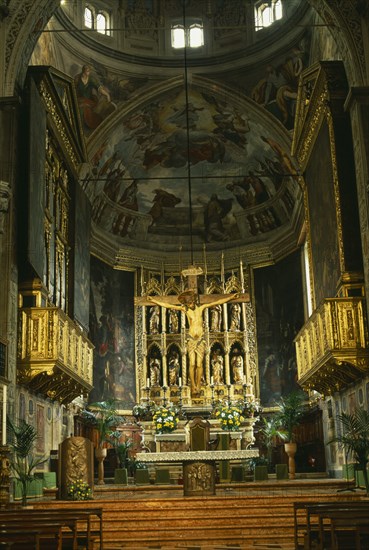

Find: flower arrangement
<box><xmin>132</xmin><ymin>403</ymin><xmax>153</xmax><ymax>421</ymax></box>
<box><xmin>152</xmin><ymin>405</ymin><xmax>179</xmax><ymax>434</ymax></box>
<box><xmin>214</xmin><ymin>402</ymin><xmax>244</xmax><ymax>431</ymax></box>
<box><xmin>67</xmin><ymin>479</ymin><xmax>93</xmax><ymax>501</ymax></box>
<box><xmin>242</xmin><ymin>399</ymin><xmax>262</xmax><ymax>418</ymax></box>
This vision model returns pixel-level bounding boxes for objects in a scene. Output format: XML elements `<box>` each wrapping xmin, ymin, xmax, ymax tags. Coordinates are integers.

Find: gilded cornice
<box><xmin>136</xmin><ymin>449</ymin><xmax>259</xmax><ymax>462</ymax></box>
<box><xmin>39</xmin><ymin>81</ymin><xmax>78</xmax><ymax>170</ymax></box>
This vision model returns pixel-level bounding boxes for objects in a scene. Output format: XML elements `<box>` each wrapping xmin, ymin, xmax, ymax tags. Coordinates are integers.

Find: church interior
<box><xmin>1</xmin><ymin>0</ymin><xmax>369</xmax><ymax>548</ymax></box>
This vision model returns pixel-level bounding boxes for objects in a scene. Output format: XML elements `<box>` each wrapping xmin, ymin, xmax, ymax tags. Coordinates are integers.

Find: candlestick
<box><xmin>2</xmin><ymin>385</ymin><xmax>7</xmax><ymax>445</ymax></box>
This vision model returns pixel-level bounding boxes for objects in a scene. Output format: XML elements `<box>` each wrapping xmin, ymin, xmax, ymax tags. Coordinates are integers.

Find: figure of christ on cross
<box><xmin>135</xmin><ymin>289</ymin><xmax>249</xmax><ymax>396</ymax></box>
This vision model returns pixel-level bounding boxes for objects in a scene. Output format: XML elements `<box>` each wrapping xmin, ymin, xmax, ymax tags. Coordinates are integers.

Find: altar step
<box><xmin>34</xmin><ymin>483</ymin><xmax>362</xmax><ymax>549</ymax></box>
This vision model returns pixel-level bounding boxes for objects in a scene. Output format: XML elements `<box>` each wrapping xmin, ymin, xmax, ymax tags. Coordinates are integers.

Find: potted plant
<box><xmin>7</xmin><ymin>418</ymin><xmax>47</xmax><ymax>506</ymax></box>
<box><xmin>258</xmin><ymin>415</ymin><xmax>286</xmax><ymax>473</ymax></box>
<box><xmin>81</xmin><ymin>399</ymin><xmax>124</xmax><ymax>485</ymax></box>
<box><xmin>275</xmin><ymin>391</ymin><xmax>306</xmax><ymax>479</ymax></box>
<box><xmin>328</xmin><ymin>408</ymin><xmax>369</xmax><ymax>495</ymax></box>
<box><xmin>108</xmin><ymin>430</ymin><xmax>132</xmax><ymax>484</ymax></box>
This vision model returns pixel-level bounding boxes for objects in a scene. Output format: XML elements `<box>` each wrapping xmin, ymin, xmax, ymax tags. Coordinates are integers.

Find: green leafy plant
<box><xmin>259</xmin><ymin>415</ymin><xmax>286</xmax><ymax>468</ymax></box>
<box><xmin>214</xmin><ymin>401</ymin><xmax>244</xmax><ymax>432</ymax></box>
<box><xmin>67</xmin><ymin>478</ymin><xmax>93</xmax><ymax>501</ymax></box>
<box><xmin>275</xmin><ymin>391</ymin><xmax>306</xmax><ymax>442</ymax></box>
<box><xmin>328</xmin><ymin>408</ymin><xmax>369</xmax><ymax>495</ymax></box>
<box><xmin>108</xmin><ymin>431</ymin><xmax>132</xmax><ymax>469</ymax></box>
<box><xmin>81</xmin><ymin>399</ymin><xmax>124</xmax><ymax>448</ymax></box>
<box><xmin>152</xmin><ymin>405</ymin><xmax>179</xmax><ymax>434</ymax></box>
<box><xmin>7</xmin><ymin>418</ymin><xmax>47</xmax><ymax>506</ymax></box>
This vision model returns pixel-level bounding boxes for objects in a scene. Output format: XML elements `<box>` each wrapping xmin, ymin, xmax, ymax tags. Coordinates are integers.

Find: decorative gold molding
<box><xmin>295</xmin><ymin>296</ymin><xmax>369</xmax><ymax>394</ymax></box>
<box><xmin>136</xmin><ymin>449</ymin><xmax>259</xmax><ymax>462</ymax></box>
<box><xmin>17</xmin><ymin>306</ymin><xmax>94</xmax><ymax>403</ymax></box>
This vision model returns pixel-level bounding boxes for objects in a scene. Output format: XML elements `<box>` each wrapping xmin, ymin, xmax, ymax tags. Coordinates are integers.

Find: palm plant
<box><xmin>328</xmin><ymin>408</ymin><xmax>369</xmax><ymax>495</ymax></box>
<box><xmin>108</xmin><ymin>430</ymin><xmax>132</xmax><ymax>469</ymax></box>
<box><xmin>275</xmin><ymin>391</ymin><xmax>306</xmax><ymax>442</ymax></box>
<box><xmin>7</xmin><ymin>418</ymin><xmax>47</xmax><ymax>506</ymax></box>
<box><xmin>81</xmin><ymin>399</ymin><xmax>124</xmax><ymax>448</ymax></box>
<box><xmin>259</xmin><ymin>416</ymin><xmax>286</xmax><ymax>468</ymax></box>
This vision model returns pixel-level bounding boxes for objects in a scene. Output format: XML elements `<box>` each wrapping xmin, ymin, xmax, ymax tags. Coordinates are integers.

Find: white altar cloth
<box><xmin>136</xmin><ymin>449</ymin><xmax>259</xmax><ymax>462</ymax></box>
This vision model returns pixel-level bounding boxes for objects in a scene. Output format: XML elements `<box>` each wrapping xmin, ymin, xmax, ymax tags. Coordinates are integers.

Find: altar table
<box><xmin>136</xmin><ymin>449</ymin><xmax>259</xmax><ymax>496</ymax></box>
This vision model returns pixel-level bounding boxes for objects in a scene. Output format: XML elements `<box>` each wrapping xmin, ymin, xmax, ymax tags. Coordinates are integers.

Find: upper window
<box><xmin>84</xmin><ymin>4</ymin><xmax>111</xmax><ymax>35</ymax></box>
<box><xmin>255</xmin><ymin>0</ymin><xmax>283</xmax><ymax>31</ymax></box>
<box><xmin>171</xmin><ymin>22</ymin><xmax>204</xmax><ymax>49</ymax></box>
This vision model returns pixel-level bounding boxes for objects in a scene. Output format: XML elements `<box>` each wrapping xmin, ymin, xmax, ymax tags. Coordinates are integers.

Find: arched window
<box><xmin>255</xmin><ymin>0</ymin><xmax>283</xmax><ymax>31</ymax></box>
<box><xmin>84</xmin><ymin>6</ymin><xmax>93</xmax><ymax>29</ymax></box>
<box><xmin>171</xmin><ymin>21</ymin><xmax>204</xmax><ymax>49</ymax></box>
<box><xmin>84</xmin><ymin>5</ymin><xmax>111</xmax><ymax>36</ymax></box>
<box><xmin>171</xmin><ymin>25</ymin><xmax>185</xmax><ymax>49</ymax></box>
<box><xmin>96</xmin><ymin>11</ymin><xmax>109</xmax><ymax>35</ymax></box>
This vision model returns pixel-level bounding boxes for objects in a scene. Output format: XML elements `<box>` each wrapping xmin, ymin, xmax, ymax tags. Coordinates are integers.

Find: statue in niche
<box><xmin>211</xmin><ymin>348</ymin><xmax>224</xmax><ymax>384</ymax></box>
<box><xmin>149</xmin><ymin>305</ymin><xmax>160</xmax><ymax>334</ymax></box>
<box><xmin>149</xmin><ymin>351</ymin><xmax>161</xmax><ymax>386</ymax></box>
<box><xmin>146</xmin><ymin>290</ymin><xmax>238</xmax><ymax>396</ymax></box>
<box><xmin>231</xmin><ymin>347</ymin><xmax>244</xmax><ymax>384</ymax></box>
<box><xmin>229</xmin><ymin>302</ymin><xmax>241</xmax><ymax>331</ymax></box>
<box><xmin>168</xmin><ymin>309</ymin><xmax>179</xmax><ymax>333</ymax></box>
<box><xmin>168</xmin><ymin>350</ymin><xmax>180</xmax><ymax>385</ymax></box>
<box><xmin>210</xmin><ymin>304</ymin><xmax>222</xmax><ymax>332</ymax></box>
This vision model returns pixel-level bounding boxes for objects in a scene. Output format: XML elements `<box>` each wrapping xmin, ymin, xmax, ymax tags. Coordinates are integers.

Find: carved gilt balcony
<box><xmin>17</xmin><ymin>307</ymin><xmax>94</xmax><ymax>404</ymax></box>
<box><xmin>295</xmin><ymin>297</ymin><xmax>369</xmax><ymax>395</ymax></box>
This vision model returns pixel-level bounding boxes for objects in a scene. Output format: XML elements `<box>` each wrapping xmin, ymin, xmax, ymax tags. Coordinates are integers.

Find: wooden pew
<box><xmin>293</xmin><ymin>500</ymin><xmax>369</xmax><ymax>549</ymax></box>
<box><xmin>0</xmin><ymin>520</ymin><xmax>63</xmax><ymax>549</ymax></box>
<box><xmin>0</xmin><ymin>528</ymin><xmax>42</xmax><ymax>549</ymax></box>
<box><xmin>0</xmin><ymin>507</ymin><xmax>103</xmax><ymax>549</ymax></box>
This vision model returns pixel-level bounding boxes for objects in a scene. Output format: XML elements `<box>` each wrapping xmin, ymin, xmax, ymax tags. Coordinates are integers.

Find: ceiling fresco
<box><xmin>81</xmin><ymin>82</ymin><xmax>301</xmax><ymax>250</ymax></box>
<box><xmin>29</xmin><ymin>3</ymin><xmax>310</xmax><ymax>254</ymax></box>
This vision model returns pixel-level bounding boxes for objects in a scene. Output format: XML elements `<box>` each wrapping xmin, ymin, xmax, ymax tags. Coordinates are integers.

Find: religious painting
<box><xmin>254</xmin><ymin>250</ymin><xmax>304</xmax><ymax>407</ymax></box>
<box><xmin>27</xmin><ymin>77</ymin><xmax>46</xmax><ymax>281</ymax></box>
<box><xmin>89</xmin><ymin>256</ymin><xmax>135</xmax><ymax>410</ymax></box>
<box><xmin>305</xmin><ymin>118</ymin><xmax>340</xmax><ymax>307</ymax></box>
<box><xmin>73</xmin><ymin>184</ymin><xmax>91</xmax><ymax>331</ymax></box>
<box><xmin>83</xmin><ymin>83</ymin><xmax>301</xmax><ymax>251</ymax></box>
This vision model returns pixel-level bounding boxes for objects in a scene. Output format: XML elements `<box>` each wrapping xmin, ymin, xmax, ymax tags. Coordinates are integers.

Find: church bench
<box><xmin>293</xmin><ymin>500</ymin><xmax>369</xmax><ymax>549</ymax></box>
<box><xmin>0</xmin><ymin>507</ymin><xmax>103</xmax><ymax>549</ymax></box>
<box><xmin>329</xmin><ymin>516</ymin><xmax>369</xmax><ymax>550</ymax></box>
<box><xmin>0</xmin><ymin>520</ymin><xmax>64</xmax><ymax>549</ymax></box>
<box><xmin>0</xmin><ymin>528</ymin><xmax>42</xmax><ymax>549</ymax></box>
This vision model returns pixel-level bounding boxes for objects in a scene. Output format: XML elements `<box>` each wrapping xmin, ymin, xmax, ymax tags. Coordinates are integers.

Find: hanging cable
<box><xmin>182</xmin><ymin>1</ymin><xmax>194</xmax><ymax>266</ymax></box>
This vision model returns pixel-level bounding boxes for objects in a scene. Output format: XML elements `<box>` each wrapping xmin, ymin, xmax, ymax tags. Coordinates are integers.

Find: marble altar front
<box><xmin>136</xmin><ymin>449</ymin><xmax>259</xmax><ymax>496</ymax></box>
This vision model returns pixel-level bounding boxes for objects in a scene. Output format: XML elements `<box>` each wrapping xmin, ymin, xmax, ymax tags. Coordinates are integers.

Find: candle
<box><xmin>179</xmin><ymin>377</ymin><xmax>182</xmax><ymax>387</ymax></box>
<box><xmin>221</xmin><ymin>252</ymin><xmax>225</xmax><ymax>283</ymax></box>
<box><xmin>146</xmin><ymin>378</ymin><xmax>150</xmax><ymax>388</ymax></box>
<box><xmin>211</xmin><ymin>376</ymin><xmax>214</xmax><ymax>385</ymax></box>
<box><xmin>203</xmin><ymin>244</ymin><xmax>207</xmax><ymax>276</ymax></box>
<box><xmin>240</xmin><ymin>259</ymin><xmax>244</xmax><ymax>289</ymax></box>
<box><xmin>2</xmin><ymin>385</ymin><xmax>6</xmax><ymax>445</ymax></box>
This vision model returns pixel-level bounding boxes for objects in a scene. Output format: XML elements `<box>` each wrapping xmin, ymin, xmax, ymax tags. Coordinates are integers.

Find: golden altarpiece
<box><xmin>133</xmin><ymin>260</ymin><xmax>260</xmax><ymax>457</ymax></box>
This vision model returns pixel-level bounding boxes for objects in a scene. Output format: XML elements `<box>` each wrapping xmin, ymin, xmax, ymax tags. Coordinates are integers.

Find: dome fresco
<box><xmin>30</xmin><ymin>0</ymin><xmax>310</xmax><ymax>255</ymax></box>
<box><xmin>83</xmin><ymin>81</ymin><xmax>301</xmax><ymax>249</ymax></box>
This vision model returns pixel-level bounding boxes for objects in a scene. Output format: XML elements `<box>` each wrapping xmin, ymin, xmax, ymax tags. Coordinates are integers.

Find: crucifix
<box><xmin>135</xmin><ymin>265</ymin><xmax>249</xmax><ymax>396</ymax></box>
